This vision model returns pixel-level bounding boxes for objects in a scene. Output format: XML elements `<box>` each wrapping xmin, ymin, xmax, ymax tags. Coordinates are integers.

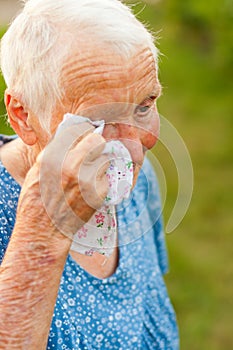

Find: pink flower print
<box><xmin>106</xmin><ymin>175</ymin><xmax>112</xmax><ymax>189</ymax></box>
<box><xmin>95</xmin><ymin>212</ymin><xmax>105</xmax><ymax>224</ymax></box>
<box><xmin>85</xmin><ymin>248</ymin><xmax>94</xmax><ymax>256</ymax></box>
<box><xmin>77</xmin><ymin>226</ymin><xmax>88</xmax><ymax>239</ymax></box>
<box><xmin>123</xmin><ymin>185</ymin><xmax>130</xmax><ymax>196</ymax></box>
<box><xmin>111</xmin><ymin>217</ymin><xmax>116</xmax><ymax>228</ymax></box>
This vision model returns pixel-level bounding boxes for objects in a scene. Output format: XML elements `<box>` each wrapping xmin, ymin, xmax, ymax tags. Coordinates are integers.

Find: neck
<box><xmin>0</xmin><ymin>138</ymin><xmax>39</xmax><ymax>186</ymax></box>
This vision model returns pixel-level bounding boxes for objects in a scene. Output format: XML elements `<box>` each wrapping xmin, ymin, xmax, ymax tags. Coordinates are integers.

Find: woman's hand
<box><xmin>18</xmin><ymin>122</ymin><xmax>110</xmax><ymax>238</ymax></box>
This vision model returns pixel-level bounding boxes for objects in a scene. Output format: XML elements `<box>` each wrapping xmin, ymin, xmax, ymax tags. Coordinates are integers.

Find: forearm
<box><xmin>0</xmin><ymin>202</ymin><xmax>71</xmax><ymax>349</ymax></box>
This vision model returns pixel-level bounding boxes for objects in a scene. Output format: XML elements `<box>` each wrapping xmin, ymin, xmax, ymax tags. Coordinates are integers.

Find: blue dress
<box><xmin>0</xmin><ymin>135</ymin><xmax>179</xmax><ymax>349</ymax></box>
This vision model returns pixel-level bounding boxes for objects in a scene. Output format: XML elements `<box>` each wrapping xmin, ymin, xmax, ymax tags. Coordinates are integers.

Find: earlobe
<box><xmin>4</xmin><ymin>91</ymin><xmax>37</xmax><ymax>145</ymax></box>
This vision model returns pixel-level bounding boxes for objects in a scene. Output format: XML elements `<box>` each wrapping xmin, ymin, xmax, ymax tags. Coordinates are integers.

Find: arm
<box><xmin>0</xmin><ymin>126</ymin><xmax>109</xmax><ymax>349</ymax></box>
<box><xmin>0</xmin><ymin>190</ymin><xmax>70</xmax><ymax>349</ymax></box>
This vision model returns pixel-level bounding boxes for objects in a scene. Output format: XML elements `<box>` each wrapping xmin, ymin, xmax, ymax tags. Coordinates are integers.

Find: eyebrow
<box><xmin>152</xmin><ymin>82</ymin><xmax>162</xmax><ymax>98</ymax></box>
<box><xmin>143</xmin><ymin>82</ymin><xmax>162</xmax><ymax>103</ymax></box>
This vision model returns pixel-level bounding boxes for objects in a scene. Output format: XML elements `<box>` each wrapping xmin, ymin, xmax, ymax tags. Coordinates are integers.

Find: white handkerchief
<box><xmin>56</xmin><ymin>113</ymin><xmax>133</xmax><ymax>256</ymax></box>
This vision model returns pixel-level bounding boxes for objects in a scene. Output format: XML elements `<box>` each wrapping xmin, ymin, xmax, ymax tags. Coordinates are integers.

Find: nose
<box><xmin>137</xmin><ymin>110</ymin><xmax>160</xmax><ymax>151</ymax></box>
<box><xmin>102</xmin><ymin>122</ymin><xmax>149</xmax><ymax>166</ymax></box>
<box><xmin>102</xmin><ymin>123</ymin><xmax>142</xmax><ymax>165</ymax></box>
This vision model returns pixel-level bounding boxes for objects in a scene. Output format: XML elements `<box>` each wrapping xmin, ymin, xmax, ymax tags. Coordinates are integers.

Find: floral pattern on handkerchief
<box><xmin>71</xmin><ymin>204</ymin><xmax>117</xmax><ymax>256</ymax></box>
<box><xmin>103</xmin><ymin>141</ymin><xmax>133</xmax><ymax>205</ymax></box>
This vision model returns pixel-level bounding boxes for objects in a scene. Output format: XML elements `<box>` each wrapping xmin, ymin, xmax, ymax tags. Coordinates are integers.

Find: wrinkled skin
<box><xmin>0</xmin><ymin>41</ymin><xmax>161</xmax><ymax>349</ymax></box>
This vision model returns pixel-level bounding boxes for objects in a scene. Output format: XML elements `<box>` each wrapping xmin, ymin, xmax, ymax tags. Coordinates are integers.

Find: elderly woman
<box><xmin>0</xmin><ymin>0</ymin><xmax>179</xmax><ymax>349</ymax></box>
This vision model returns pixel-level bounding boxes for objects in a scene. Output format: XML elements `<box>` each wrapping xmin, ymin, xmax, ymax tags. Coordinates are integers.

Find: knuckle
<box><xmin>61</xmin><ymin>168</ymin><xmax>77</xmax><ymax>187</ymax></box>
<box><xmin>84</xmin><ymin>133</ymin><xmax>106</xmax><ymax>147</ymax></box>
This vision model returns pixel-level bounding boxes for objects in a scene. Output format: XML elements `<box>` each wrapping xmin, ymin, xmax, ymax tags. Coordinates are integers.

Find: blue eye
<box><xmin>137</xmin><ymin>105</ymin><xmax>150</xmax><ymax>114</ymax></box>
<box><xmin>135</xmin><ymin>97</ymin><xmax>155</xmax><ymax>117</ymax></box>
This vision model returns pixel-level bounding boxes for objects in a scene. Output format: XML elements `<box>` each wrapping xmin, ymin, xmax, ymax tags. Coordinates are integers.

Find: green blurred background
<box><xmin>0</xmin><ymin>0</ymin><xmax>233</xmax><ymax>349</ymax></box>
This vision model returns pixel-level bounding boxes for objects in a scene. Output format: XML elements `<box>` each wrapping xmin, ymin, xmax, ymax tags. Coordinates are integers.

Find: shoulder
<box><xmin>0</xmin><ymin>134</ymin><xmax>18</xmax><ymax>165</ymax></box>
<box><xmin>0</xmin><ymin>134</ymin><xmax>18</xmax><ymax>146</ymax></box>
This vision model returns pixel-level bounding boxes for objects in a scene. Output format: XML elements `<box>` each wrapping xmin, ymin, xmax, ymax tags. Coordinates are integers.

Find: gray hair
<box><xmin>0</xmin><ymin>0</ymin><xmax>158</xmax><ymax>130</ymax></box>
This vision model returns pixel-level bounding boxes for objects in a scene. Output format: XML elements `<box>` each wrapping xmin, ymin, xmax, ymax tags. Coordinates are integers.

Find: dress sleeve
<box><xmin>0</xmin><ymin>160</ymin><xmax>21</xmax><ymax>264</ymax></box>
<box><xmin>143</xmin><ymin>157</ymin><xmax>169</xmax><ymax>275</ymax></box>
<box><xmin>0</xmin><ymin>134</ymin><xmax>17</xmax><ymax>146</ymax></box>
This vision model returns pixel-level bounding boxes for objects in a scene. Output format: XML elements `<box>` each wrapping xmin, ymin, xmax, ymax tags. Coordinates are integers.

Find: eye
<box><xmin>134</xmin><ymin>96</ymin><xmax>156</xmax><ymax>118</ymax></box>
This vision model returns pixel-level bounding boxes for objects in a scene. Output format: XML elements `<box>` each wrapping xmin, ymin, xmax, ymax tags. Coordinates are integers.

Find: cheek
<box><xmin>102</xmin><ymin>124</ymin><xmax>119</xmax><ymax>139</ymax></box>
<box><xmin>50</xmin><ymin>104</ymin><xmax>67</xmax><ymax>135</ymax></box>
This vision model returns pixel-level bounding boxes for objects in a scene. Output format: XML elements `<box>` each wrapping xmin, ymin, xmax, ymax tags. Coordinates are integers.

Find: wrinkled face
<box><xmin>52</xmin><ymin>41</ymin><xmax>161</xmax><ymax>184</ymax></box>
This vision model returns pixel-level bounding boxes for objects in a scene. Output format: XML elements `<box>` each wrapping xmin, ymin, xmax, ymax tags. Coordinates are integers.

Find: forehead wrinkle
<box><xmin>66</xmin><ymin>67</ymin><xmax>129</xmax><ymax>89</ymax></box>
<box><xmin>127</xmin><ymin>48</ymin><xmax>157</xmax><ymax>80</ymax></box>
<box><xmin>62</xmin><ymin>49</ymin><xmax>126</xmax><ymax>82</ymax></box>
<box><xmin>124</xmin><ymin>61</ymin><xmax>158</xmax><ymax>102</ymax></box>
<box><xmin>63</xmin><ymin>45</ymin><xmax>156</xmax><ymax>86</ymax></box>
<box><xmin>63</xmin><ymin>46</ymin><xmax>154</xmax><ymax>78</ymax></box>
<box><xmin>76</xmin><ymin>69</ymin><xmax>157</xmax><ymax>105</ymax></box>
<box><xmin>130</xmin><ymin>47</ymin><xmax>156</xmax><ymax>69</ymax></box>
<box><xmin>62</xmin><ymin>45</ymin><xmax>158</xmax><ymax>106</ymax></box>
<box><xmin>127</xmin><ymin>47</ymin><xmax>157</xmax><ymax>83</ymax></box>
<box><xmin>62</xmin><ymin>58</ymin><xmax>130</xmax><ymax>97</ymax></box>
<box><xmin>133</xmin><ymin>74</ymin><xmax>158</xmax><ymax>97</ymax></box>
<box><xmin>63</xmin><ymin>60</ymin><xmax>124</xmax><ymax>80</ymax></box>
<box><xmin>129</xmin><ymin>46</ymin><xmax>156</xmax><ymax>62</ymax></box>
<box><xmin>68</xmin><ymin>58</ymin><xmax>157</xmax><ymax>94</ymax></box>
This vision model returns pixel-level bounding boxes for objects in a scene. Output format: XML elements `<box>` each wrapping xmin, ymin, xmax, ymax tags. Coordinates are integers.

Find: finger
<box><xmin>61</xmin><ymin>134</ymin><xmax>107</xmax><ymax>188</ymax></box>
<box><xmin>77</xmin><ymin>154</ymin><xmax>110</xmax><ymax>209</ymax></box>
<box><xmin>52</xmin><ymin>122</ymin><xmax>95</xmax><ymax>151</ymax></box>
<box><xmin>36</xmin><ymin>122</ymin><xmax>95</xmax><ymax>165</ymax></box>
<box><xmin>77</xmin><ymin>154</ymin><xmax>109</xmax><ymax>187</ymax></box>
<box><xmin>96</xmin><ymin>175</ymin><xmax>109</xmax><ymax>202</ymax></box>
<box><xmin>78</xmin><ymin>154</ymin><xmax>109</xmax><ymax>183</ymax></box>
<box><xmin>70</xmin><ymin>133</ymin><xmax>107</xmax><ymax>165</ymax></box>
<box><xmin>95</xmin><ymin>154</ymin><xmax>110</xmax><ymax>180</ymax></box>
<box><xmin>82</xmin><ymin>141</ymin><xmax>108</xmax><ymax>164</ymax></box>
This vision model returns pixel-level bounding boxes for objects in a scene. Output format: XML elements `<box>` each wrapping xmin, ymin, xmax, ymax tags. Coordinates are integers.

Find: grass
<box><xmin>0</xmin><ymin>2</ymin><xmax>233</xmax><ymax>348</ymax></box>
<box><xmin>137</xmin><ymin>3</ymin><xmax>233</xmax><ymax>349</ymax></box>
<box><xmin>0</xmin><ymin>27</ymin><xmax>14</xmax><ymax>135</ymax></box>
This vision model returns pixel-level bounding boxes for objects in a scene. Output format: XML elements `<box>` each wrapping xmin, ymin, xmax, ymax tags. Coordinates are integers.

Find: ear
<box><xmin>4</xmin><ymin>90</ymin><xmax>37</xmax><ymax>145</ymax></box>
